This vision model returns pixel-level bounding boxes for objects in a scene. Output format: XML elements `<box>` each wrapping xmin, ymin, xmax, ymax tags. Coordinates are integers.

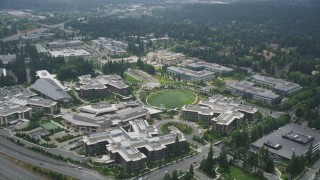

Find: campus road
<box><xmin>0</xmin><ymin>155</ymin><xmax>43</xmax><ymax>180</ymax></box>
<box><xmin>0</xmin><ymin>137</ymin><xmax>107</xmax><ymax>180</ymax></box>
<box><xmin>140</xmin><ymin>144</ymin><xmax>221</xmax><ymax>180</ymax></box>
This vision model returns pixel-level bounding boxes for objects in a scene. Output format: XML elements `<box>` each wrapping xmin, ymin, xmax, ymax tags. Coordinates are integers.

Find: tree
<box><xmin>174</xmin><ymin>135</ymin><xmax>180</xmax><ymax>156</ymax></box>
<box><xmin>200</xmin><ymin>145</ymin><xmax>216</xmax><ymax>177</ymax></box>
<box><xmin>217</xmin><ymin>149</ymin><xmax>229</xmax><ymax>173</ymax></box>
<box><xmin>164</xmin><ymin>173</ymin><xmax>171</xmax><ymax>180</ymax></box>
<box><xmin>172</xmin><ymin>170</ymin><xmax>178</xmax><ymax>180</ymax></box>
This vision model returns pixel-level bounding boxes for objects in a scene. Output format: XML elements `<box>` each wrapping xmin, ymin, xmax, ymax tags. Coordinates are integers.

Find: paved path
<box><xmin>140</xmin><ymin>144</ymin><xmax>221</xmax><ymax>180</ymax></box>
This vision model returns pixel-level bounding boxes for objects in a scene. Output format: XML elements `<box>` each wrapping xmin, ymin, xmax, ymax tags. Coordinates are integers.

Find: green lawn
<box><xmin>161</xmin><ymin>122</ymin><xmax>193</xmax><ymax>135</ymax></box>
<box><xmin>223</xmin><ymin>166</ymin><xmax>260</xmax><ymax>180</ymax></box>
<box><xmin>41</xmin><ymin>121</ymin><xmax>59</xmax><ymax>130</ymax></box>
<box><xmin>147</xmin><ymin>89</ymin><xmax>196</xmax><ymax>109</ymax></box>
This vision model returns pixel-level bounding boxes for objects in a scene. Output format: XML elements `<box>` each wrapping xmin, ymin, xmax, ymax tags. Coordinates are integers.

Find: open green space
<box><xmin>146</xmin><ymin>89</ymin><xmax>196</xmax><ymax>109</ymax></box>
<box><xmin>161</xmin><ymin>122</ymin><xmax>193</xmax><ymax>135</ymax></box>
<box><xmin>222</xmin><ymin>166</ymin><xmax>260</xmax><ymax>180</ymax></box>
<box><xmin>41</xmin><ymin>121</ymin><xmax>59</xmax><ymax>130</ymax></box>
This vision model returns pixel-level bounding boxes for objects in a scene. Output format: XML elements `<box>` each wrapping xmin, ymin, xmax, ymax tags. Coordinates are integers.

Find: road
<box><xmin>0</xmin><ymin>155</ymin><xmax>43</xmax><ymax>180</ymax></box>
<box><xmin>141</xmin><ymin>144</ymin><xmax>221</xmax><ymax>180</ymax></box>
<box><xmin>1</xmin><ymin>28</ymin><xmax>48</xmax><ymax>42</ymax></box>
<box><xmin>300</xmin><ymin>168</ymin><xmax>317</xmax><ymax>180</ymax></box>
<box><xmin>38</xmin><ymin>22</ymin><xmax>77</xmax><ymax>34</ymax></box>
<box><xmin>0</xmin><ymin>137</ymin><xmax>106</xmax><ymax>180</ymax></box>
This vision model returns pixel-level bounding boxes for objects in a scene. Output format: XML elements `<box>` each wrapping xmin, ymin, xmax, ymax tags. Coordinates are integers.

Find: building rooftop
<box><xmin>49</xmin><ymin>49</ymin><xmax>91</xmax><ymax>57</ymax></box>
<box><xmin>168</xmin><ymin>66</ymin><xmax>214</xmax><ymax>78</ymax></box>
<box><xmin>227</xmin><ymin>80</ymin><xmax>279</xmax><ymax>99</ymax></box>
<box><xmin>31</xmin><ymin>78</ymin><xmax>72</xmax><ymax>102</ymax></box>
<box><xmin>83</xmin><ymin>119</ymin><xmax>186</xmax><ymax>162</ymax></box>
<box><xmin>77</xmin><ymin>103</ymin><xmax>124</xmax><ymax>115</ymax></box>
<box><xmin>252</xmin><ymin>75</ymin><xmax>302</xmax><ymax>92</ymax></box>
<box><xmin>252</xmin><ymin>124</ymin><xmax>320</xmax><ymax>160</ymax></box>
<box><xmin>187</xmin><ymin>61</ymin><xmax>233</xmax><ymax>73</ymax></box>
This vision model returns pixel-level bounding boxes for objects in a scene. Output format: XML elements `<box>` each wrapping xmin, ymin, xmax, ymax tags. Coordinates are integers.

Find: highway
<box><xmin>0</xmin><ymin>137</ymin><xmax>107</xmax><ymax>180</ymax></box>
<box><xmin>0</xmin><ymin>155</ymin><xmax>43</xmax><ymax>180</ymax></box>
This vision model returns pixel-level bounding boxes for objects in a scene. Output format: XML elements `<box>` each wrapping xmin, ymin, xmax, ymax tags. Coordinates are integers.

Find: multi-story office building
<box><xmin>48</xmin><ymin>40</ymin><xmax>83</xmax><ymax>48</ymax></box>
<box><xmin>92</xmin><ymin>37</ymin><xmax>128</xmax><ymax>56</ymax></box>
<box><xmin>78</xmin><ymin>74</ymin><xmax>130</xmax><ymax>96</ymax></box>
<box><xmin>63</xmin><ymin>106</ymin><xmax>150</xmax><ymax>133</ymax></box>
<box><xmin>83</xmin><ymin>120</ymin><xmax>186</xmax><ymax>171</ymax></box>
<box><xmin>0</xmin><ymin>86</ymin><xmax>58</xmax><ymax>125</ymax></box>
<box><xmin>252</xmin><ymin>75</ymin><xmax>302</xmax><ymax>96</ymax></box>
<box><xmin>187</xmin><ymin>61</ymin><xmax>233</xmax><ymax>75</ymax></box>
<box><xmin>226</xmin><ymin>80</ymin><xmax>280</xmax><ymax>104</ymax></box>
<box><xmin>167</xmin><ymin>66</ymin><xmax>215</xmax><ymax>82</ymax></box>
<box><xmin>182</xmin><ymin>95</ymin><xmax>256</xmax><ymax>134</ymax></box>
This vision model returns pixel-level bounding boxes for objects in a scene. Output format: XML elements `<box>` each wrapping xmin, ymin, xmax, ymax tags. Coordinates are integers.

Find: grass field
<box><xmin>222</xmin><ymin>166</ymin><xmax>260</xmax><ymax>180</ymax></box>
<box><xmin>147</xmin><ymin>89</ymin><xmax>196</xmax><ymax>109</ymax></box>
<box><xmin>41</xmin><ymin>121</ymin><xmax>59</xmax><ymax>130</ymax></box>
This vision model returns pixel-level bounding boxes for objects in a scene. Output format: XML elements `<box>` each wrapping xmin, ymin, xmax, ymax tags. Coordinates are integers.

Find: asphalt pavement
<box><xmin>0</xmin><ymin>155</ymin><xmax>43</xmax><ymax>180</ymax></box>
<box><xmin>140</xmin><ymin>144</ymin><xmax>221</xmax><ymax>180</ymax></box>
<box><xmin>0</xmin><ymin>137</ymin><xmax>106</xmax><ymax>180</ymax></box>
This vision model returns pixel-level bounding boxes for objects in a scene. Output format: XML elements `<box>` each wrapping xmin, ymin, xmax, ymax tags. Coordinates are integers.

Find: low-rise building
<box><xmin>187</xmin><ymin>61</ymin><xmax>233</xmax><ymax>75</ymax></box>
<box><xmin>92</xmin><ymin>37</ymin><xmax>128</xmax><ymax>56</ymax></box>
<box><xmin>226</xmin><ymin>80</ymin><xmax>280</xmax><ymax>104</ymax></box>
<box><xmin>77</xmin><ymin>103</ymin><xmax>125</xmax><ymax>116</ymax></box>
<box><xmin>83</xmin><ymin>120</ymin><xmax>186</xmax><ymax>171</ymax></box>
<box><xmin>31</xmin><ymin>70</ymin><xmax>72</xmax><ymax>103</ymax></box>
<box><xmin>146</xmin><ymin>50</ymin><xmax>186</xmax><ymax>66</ymax></box>
<box><xmin>0</xmin><ymin>54</ymin><xmax>16</xmax><ymax>65</ymax></box>
<box><xmin>0</xmin><ymin>86</ymin><xmax>58</xmax><ymax>125</ymax></box>
<box><xmin>167</xmin><ymin>66</ymin><xmax>215</xmax><ymax>82</ymax></box>
<box><xmin>252</xmin><ymin>75</ymin><xmax>302</xmax><ymax>96</ymax></box>
<box><xmin>63</xmin><ymin>106</ymin><xmax>150</xmax><ymax>132</ymax></box>
<box><xmin>49</xmin><ymin>49</ymin><xmax>91</xmax><ymax>58</ymax></box>
<box><xmin>0</xmin><ymin>102</ymin><xmax>32</xmax><ymax>126</ymax></box>
<box><xmin>48</xmin><ymin>40</ymin><xmax>83</xmax><ymax>49</ymax></box>
<box><xmin>63</xmin><ymin>113</ymin><xmax>112</xmax><ymax>133</ymax></box>
<box><xmin>78</xmin><ymin>74</ymin><xmax>130</xmax><ymax>96</ymax></box>
<box><xmin>252</xmin><ymin>124</ymin><xmax>320</xmax><ymax>160</ymax></box>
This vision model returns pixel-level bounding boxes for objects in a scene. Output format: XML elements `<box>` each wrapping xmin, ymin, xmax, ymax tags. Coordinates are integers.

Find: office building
<box><xmin>48</xmin><ymin>40</ymin><xmax>83</xmax><ymax>48</ymax></box>
<box><xmin>226</xmin><ymin>80</ymin><xmax>280</xmax><ymax>104</ymax></box>
<box><xmin>182</xmin><ymin>95</ymin><xmax>256</xmax><ymax>134</ymax></box>
<box><xmin>252</xmin><ymin>75</ymin><xmax>302</xmax><ymax>96</ymax></box>
<box><xmin>31</xmin><ymin>70</ymin><xmax>72</xmax><ymax>103</ymax></box>
<box><xmin>83</xmin><ymin>120</ymin><xmax>186</xmax><ymax>171</ymax></box>
<box><xmin>167</xmin><ymin>66</ymin><xmax>215</xmax><ymax>82</ymax></box>
<box><xmin>252</xmin><ymin>124</ymin><xmax>320</xmax><ymax>160</ymax></box>
<box><xmin>187</xmin><ymin>61</ymin><xmax>233</xmax><ymax>75</ymax></box>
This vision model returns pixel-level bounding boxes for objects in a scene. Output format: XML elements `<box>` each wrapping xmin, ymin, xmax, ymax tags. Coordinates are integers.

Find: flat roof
<box><xmin>168</xmin><ymin>66</ymin><xmax>214</xmax><ymax>78</ymax></box>
<box><xmin>252</xmin><ymin>124</ymin><xmax>320</xmax><ymax>160</ymax></box>
<box><xmin>252</xmin><ymin>75</ymin><xmax>302</xmax><ymax>91</ymax></box>
<box><xmin>187</xmin><ymin>61</ymin><xmax>233</xmax><ymax>72</ymax></box>
<box><xmin>49</xmin><ymin>49</ymin><xmax>91</xmax><ymax>57</ymax></box>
